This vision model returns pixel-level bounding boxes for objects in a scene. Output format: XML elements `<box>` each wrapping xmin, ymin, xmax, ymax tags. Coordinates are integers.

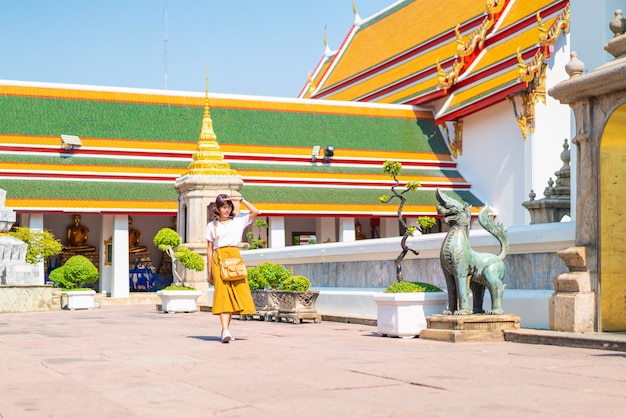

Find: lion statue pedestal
<box><xmin>420</xmin><ymin>189</ymin><xmax>521</xmax><ymax>342</ymax></box>
<box><xmin>420</xmin><ymin>314</ymin><xmax>520</xmax><ymax>342</ymax></box>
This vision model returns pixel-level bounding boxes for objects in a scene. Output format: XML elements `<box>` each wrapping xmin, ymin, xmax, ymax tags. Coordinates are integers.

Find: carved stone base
<box><xmin>275</xmin><ymin>291</ymin><xmax>322</xmax><ymax>324</ymax></box>
<box><xmin>419</xmin><ymin>314</ymin><xmax>521</xmax><ymax>342</ymax></box>
<box><xmin>275</xmin><ymin>311</ymin><xmax>322</xmax><ymax>324</ymax></box>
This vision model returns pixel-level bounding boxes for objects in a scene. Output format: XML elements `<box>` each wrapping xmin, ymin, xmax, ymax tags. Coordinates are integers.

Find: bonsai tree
<box><xmin>9</xmin><ymin>226</ymin><xmax>62</xmax><ymax>265</ymax></box>
<box><xmin>379</xmin><ymin>160</ymin><xmax>436</xmax><ymax>282</ymax></box>
<box><xmin>153</xmin><ymin>228</ymin><xmax>205</xmax><ymax>289</ymax></box>
<box><xmin>246</xmin><ymin>218</ymin><xmax>268</xmax><ymax>249</ymax></box>
<box><xmin>48</xmin><ymin>255</ymin><xmax>99</xmax><ymax>290</ymax></box>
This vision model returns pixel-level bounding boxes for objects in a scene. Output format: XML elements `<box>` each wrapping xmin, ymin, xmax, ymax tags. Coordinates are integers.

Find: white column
<box><xmin>100</xmin><ymin>215</ymin><xmax>114</xmax><ymax>295</ymax></box>
<box><xmin>316</xmin><ymin>217</ymin><xmax>335</xmax><ymax>243</ymax></box>
<box><xmin>380</xmin><ymin>218</ymin><xmax>400</xmax><ymax>237</ymax></box>
<box><xmin>339</xmin><ymin>217</ymin><xmax>355</xmax><ymax>242</ymax></box>
<box><xmin>268</xmin><ymin>216</ymin><xmax>285</xmax><ymax>248</ymax></box>
<box><xmin>28</xmin><ymin>213</ymin><xmax>45</xmax><ymax>285</ymax></box>
<box><xmin>111</xmin><ymin>214</ymin><xmax>129</xmax><ymax>298</ymax></box>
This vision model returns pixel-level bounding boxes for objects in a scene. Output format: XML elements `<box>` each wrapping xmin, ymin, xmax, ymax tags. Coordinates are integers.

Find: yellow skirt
<box><xmin>212</xmin><ymin>246</ymin><xmax>256</xmax><ymax>315</ymax></box>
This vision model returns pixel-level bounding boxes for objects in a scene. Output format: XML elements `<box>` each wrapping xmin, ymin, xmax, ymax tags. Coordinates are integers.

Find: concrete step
<box><xmin>504</xmin><ymin>328</ymin><xmax>626</xmax><ymax>352</ymax></box>
<box><xmin>96</xmin><ymin>292</ymin><xmax>160</xmax><ymax>306</ymax></box>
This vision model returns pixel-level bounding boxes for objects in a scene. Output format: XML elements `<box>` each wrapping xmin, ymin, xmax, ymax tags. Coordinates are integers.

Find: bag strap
<box><xmin>213</xmin><ymin>221</ymin><xmax>222</xmax><ymax>266</ymax></box>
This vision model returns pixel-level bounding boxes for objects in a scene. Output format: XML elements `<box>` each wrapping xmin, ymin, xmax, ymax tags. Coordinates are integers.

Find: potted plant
<box><xmin>374</xmin><ymin>281</ymin><xmax>446</xmax><ymax>338</ymax></box>
<box><xmin>275</xmin><ymin>274</ymin><xmax>322</xmax><ymax>324</ymax></box>
<box><xmin>48</xmin><ymin>254</ymin><xmax>99</xmax><ymax>310</ymax></box>
<box><xmin>374</xmin><ymin>160</ymin><xmax>443</xmax><ymax>337</ymax></box>
<box><xmin>379</xmin><ymin>160</ymin><xmax>436</xmax><ymax>281</ymax></box>
<box><xmin>153</xmin><ymin>228</ymin><xmax>205</xmax><ymax>313</ymax></box>
<box><xmin>245</xmin><ymin>261</ymin><xmax>291</xmax><ymax>321</ymax></box>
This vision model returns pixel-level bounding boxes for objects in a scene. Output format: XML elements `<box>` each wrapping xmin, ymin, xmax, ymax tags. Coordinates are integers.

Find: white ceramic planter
<box><xmin>62</xmin><ymin>289</ymin><xmax>96</xmax><ymax>310</ymax></box>
<box><xmin>373</xmin><ymin>292</ymin><xmax>447</xmax><ymax>338</ymax></box>
<box><xmin>157</xmin><ymin>290</ymin><xmax>202</xmax><ymax>313</ymax></box>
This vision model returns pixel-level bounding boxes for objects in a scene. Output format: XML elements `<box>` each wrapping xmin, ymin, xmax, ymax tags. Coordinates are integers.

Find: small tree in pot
<box><xmin>153</xmin><ymin>228</ymin><xmax>204</xmax><ymax>289</ymax></box>
<box><xmin>49</xmin><ymin>255</ymin><xmax>99</xmax><ymax>290</ymax></box>
<box><xmin>153</xmin><ymin>228</ymin><xmax>205</xmax><ymax>313</ymax></box>
<box><xmin>49</xmin><ymin>255</ymin><xmax>99</xmax><ymax>310</ymax></box>
<box><xmin>375</xmin><ymin>161</ymin><xmax>444</xmax><ymax>337</ymax></box>
<box><xmin>379</xmin><ymin>160</ymin><xmax>436</xmax><ymax>283</ymax></box>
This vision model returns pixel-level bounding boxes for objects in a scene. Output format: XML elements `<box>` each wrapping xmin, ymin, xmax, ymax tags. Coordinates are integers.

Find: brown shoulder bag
<box><xmin>213</xmin><ymin>222</ymin><xmax>247</xmax><ymax>282</ymax></box>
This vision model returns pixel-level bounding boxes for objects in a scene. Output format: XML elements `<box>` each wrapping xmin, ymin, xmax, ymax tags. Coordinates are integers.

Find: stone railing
<box><xmin>242</xmin><ymin>222</ymin><xmax>575</xmax><ymax>291</ymax></box>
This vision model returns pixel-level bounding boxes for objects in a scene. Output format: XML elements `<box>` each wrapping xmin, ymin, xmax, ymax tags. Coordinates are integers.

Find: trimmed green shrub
<box><xmin>153</xmin><ymin>228</ymin><xmax>204</xmax><ymax>289</ymax></box>
<box><xmin>153</xmin><ymin>228</ymin><xmax>181</xmax><ymax>251</ymax></box>
<box><xmin>247</xmin><ymin>267</ymin><xmax>269</xmax><ymax>291</ymax></box>
<box><xmin>384</xmin><ymin>281</ymin><xmax>443</xmax><ymax>293</ymax></box>
<box><xmin>49</xmin><ymin>255</ymin><xmax>99</xmax><ymax>290</ymax></box>
<box><xmin>246</xmin><ymin>261</ymin><xmax>292</xmax><ymax>290</ymax></box>
<box><xmin>173</xmin><ymin>246</ymin><xmax>205</xmax><ymax>272</ymax></box>
<box><xmin>281</xmin><ymin>276</ymin><xmax>311</xmax><ymax>292</ymax></box>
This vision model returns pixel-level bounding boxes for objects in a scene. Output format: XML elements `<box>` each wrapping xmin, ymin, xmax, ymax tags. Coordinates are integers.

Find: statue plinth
<box><xmin>419</xmin><ymin>314</ymin><xmax>521</xmax><ymax>342</ymax></box>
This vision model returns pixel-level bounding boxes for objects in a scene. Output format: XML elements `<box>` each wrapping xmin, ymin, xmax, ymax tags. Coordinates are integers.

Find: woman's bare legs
<box><xmin>220</xmin><ymin>313</ymin><xmax>233</xmax><ymax>342</ymax></box>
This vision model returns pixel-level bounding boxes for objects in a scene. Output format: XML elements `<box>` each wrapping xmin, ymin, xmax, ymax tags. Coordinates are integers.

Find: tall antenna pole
<box><xmin>163</xmin><ymin>0</ymin><xmax>168</xmax><ymax>90</ymax></box>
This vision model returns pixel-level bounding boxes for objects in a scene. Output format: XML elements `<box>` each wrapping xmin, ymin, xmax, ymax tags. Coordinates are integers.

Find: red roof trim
<box><xmin>357</xmin><ymin>57</ymin><xmax>455</xmax><ymax>102</ymax></box>
<box><xmin>435</xmin><ymin>82</ymin><xmax>523</xmax><ymax>124</ymax></box>
<box><xmin>313</xmin><ymin>15</ymin><xmax>485</xmax><ymax>100</ymax></box>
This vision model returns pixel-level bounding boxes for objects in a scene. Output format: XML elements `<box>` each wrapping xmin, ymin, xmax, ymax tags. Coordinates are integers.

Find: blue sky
<box><xmin>0</xmin><ymin>0</ymin><xmax>394</xmax><ymax>97</ymax></box>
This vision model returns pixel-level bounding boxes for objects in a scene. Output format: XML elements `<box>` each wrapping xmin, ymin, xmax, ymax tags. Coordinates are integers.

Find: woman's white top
<box><xmin>205</xmin><ymin>214</ymin><xmax>251</xmax><ymax>248</ymax></box>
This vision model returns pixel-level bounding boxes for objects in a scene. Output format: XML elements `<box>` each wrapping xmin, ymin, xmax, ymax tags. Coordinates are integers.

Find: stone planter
<box><xmin>156</xmin><ymin>290</ymin><xmax>202</xmax><ymax>313</ymax></box>
<box><xmin>62</xmin><ymin>289</ymin><xmax>96</xmax><ymax>310</ymax></box>
<box><xmin>275</xmin><ymin>290</ymin><xmax>321</xmax><ymax>323</ymax></box>
<box><xmin>373</xmin><ymin>292</ymin><xmax>447</xmax><ymax>338</ymax></box>
<box><xmin>247</xmin><ymin>290</ymin><xmax>279</xmax><ymax>321</ymax></box>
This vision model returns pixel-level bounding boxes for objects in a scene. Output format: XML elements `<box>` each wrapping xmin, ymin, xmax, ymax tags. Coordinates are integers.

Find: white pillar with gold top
<box><xmin>174</xmin><ymin>75</ymin><xmax>243</xmax><ymax>305</ymax></box>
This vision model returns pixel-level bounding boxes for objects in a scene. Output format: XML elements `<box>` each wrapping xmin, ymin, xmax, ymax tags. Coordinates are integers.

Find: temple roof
<box><xmin>301</xmin><ymin>0</ymin><xmax>569</xmax><ymax>124</ymax></box>
<box><xmin>0</xmin><ymin>81</ymin><xmax>482</xmax><ymax>217</ymax></box>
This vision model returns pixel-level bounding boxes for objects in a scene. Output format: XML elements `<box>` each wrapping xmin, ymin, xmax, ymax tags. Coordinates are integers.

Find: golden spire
<box><xmin>184</xmin><ymin>66</ymin><xmax>237</xmax><ymax>176</ymax></box>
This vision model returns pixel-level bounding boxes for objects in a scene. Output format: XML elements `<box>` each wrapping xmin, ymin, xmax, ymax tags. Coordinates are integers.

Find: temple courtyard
<box><xmin>0</xmin><ymin>305</ymin><xmax>624</xmax><ymax>417</ymax></box>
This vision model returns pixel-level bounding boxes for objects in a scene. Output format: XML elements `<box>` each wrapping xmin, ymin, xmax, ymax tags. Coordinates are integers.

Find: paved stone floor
<box><xmin>0</xmin><ymin>305</ymin><xmax>625</xmax><ymax>417</ymax></box>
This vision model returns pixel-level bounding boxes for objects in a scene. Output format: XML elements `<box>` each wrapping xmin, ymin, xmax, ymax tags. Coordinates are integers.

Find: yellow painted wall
<box><xmin>600</xmin><ymin>103</ymin><xmax>626</xmax><ymax>331</ymax></box>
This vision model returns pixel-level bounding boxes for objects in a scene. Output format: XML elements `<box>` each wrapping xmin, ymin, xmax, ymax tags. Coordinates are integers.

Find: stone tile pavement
<box><xmin>0</xmin><ymin>305</ymin><xmax>625</xmax><ymax>417</ymax></box>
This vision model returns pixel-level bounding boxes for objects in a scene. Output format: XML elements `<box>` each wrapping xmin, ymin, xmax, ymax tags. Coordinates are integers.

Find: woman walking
<box><xmin>205</xmin><ymin>194</ymin><xmax>259</xmax><ymax>343</ymax></box>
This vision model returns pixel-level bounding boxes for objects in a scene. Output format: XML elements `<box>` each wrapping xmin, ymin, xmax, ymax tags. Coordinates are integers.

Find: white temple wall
<box><xmin>456</xmin><ymin>102</ymin><xmax>528</xmax><ymax>227</ymax></box>
<box><xmin>571</xmin><ymin>0</ymin><xmax>621</xmax><ymax>73</ymax></box>
<box><xmin>533</xmin><ymin>33</ymin><xmax>572</xmax><ymax>200</ymax></box>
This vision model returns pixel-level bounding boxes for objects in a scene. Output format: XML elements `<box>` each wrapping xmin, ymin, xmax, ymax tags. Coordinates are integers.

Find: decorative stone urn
<box><xmin>373</xmin><ymin>292</ymin><xmax>448</xmax><ymax>338</ymax></box>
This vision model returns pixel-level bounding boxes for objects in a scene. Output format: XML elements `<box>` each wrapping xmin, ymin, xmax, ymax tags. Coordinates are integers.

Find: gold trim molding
<box><xmin>511</xmin><ymin>4</ymin><xmax>569</xmax><ymax>139</ymax></box>
<box><xmin>437</xmin><ymin>0</ymin><xmax>507</xmax><ymax>91</ymax></box>
<box><xmin>439</xmin><ymin>120</ymin><xmax>463</xmax><ymax>158</ymax></box>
